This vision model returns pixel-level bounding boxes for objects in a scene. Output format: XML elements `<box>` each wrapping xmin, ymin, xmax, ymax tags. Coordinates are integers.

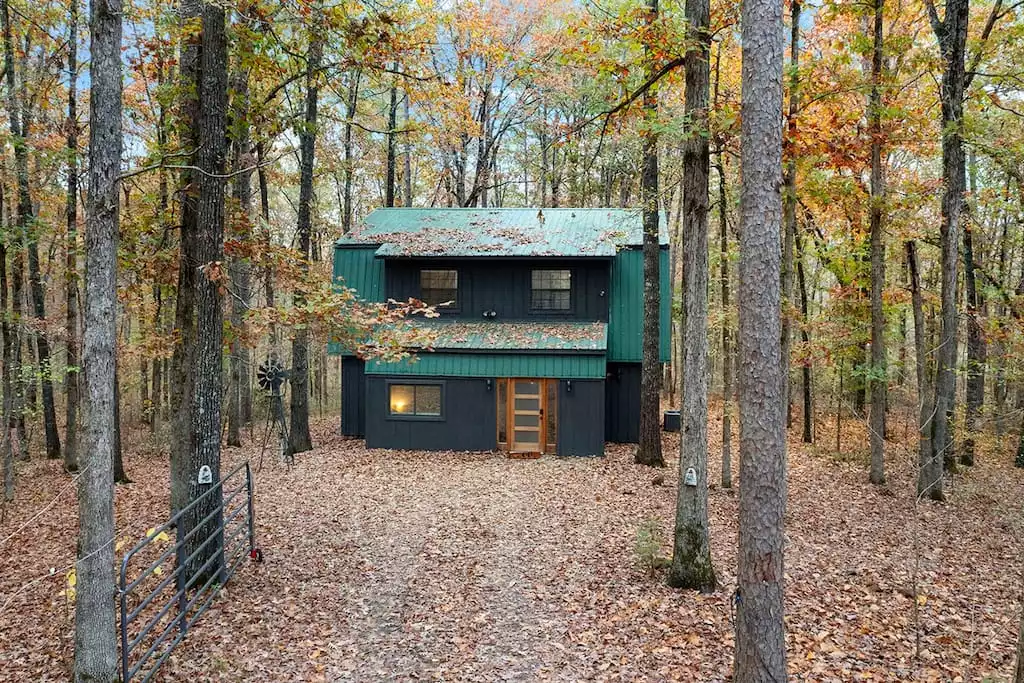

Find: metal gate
<box><xmin>118</xmin><ymin>462</ymin><xmax>259</xmax><ymax>683</ymax></box>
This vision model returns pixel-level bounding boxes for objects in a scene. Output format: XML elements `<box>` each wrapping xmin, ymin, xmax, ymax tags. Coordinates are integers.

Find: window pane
<box><xmin>514</xmin><ymin>380</ymin><xmax>540</xmax><ymax>395</ymax></box>
<box><xmin>514</xmin><ymin>397</ymin><xmax>540</xmax><ymax>411</ymax></box>
<box><xmin>531</xmin><ymin>269</ymin><xmax>571</xmax><ymax>310</ymax></box>
<box><xmin>415</xmin><ymin>385</ymin><xmax>442</xmax><ymax>416</ymax></box>
<box><xmin>390</xmin><ymin>385</ymin><xmax>415</xmax><ymax>414</ymax></box>
<box><xmin>546</xmin><ymin>380</ymin><xmax>557</xmax><ymax>450</ymax></box>
<box><xmin>420</xmin><ymin>269</ymin><xmax>458</xmax><ymax>307</ymax></box>
<box><xmin>514</xmin><ymin>413</ymin><xmax>540</xmax><ymax>428</ymax></box>
<box><xmin>514</xmin><ymin>430</ymin><xmax>540</xmax><ymax>445</ymax></box>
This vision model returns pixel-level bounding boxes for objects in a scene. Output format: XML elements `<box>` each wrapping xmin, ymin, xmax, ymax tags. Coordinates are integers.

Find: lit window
<box><xmin>420</xmin><ymin>269</ymin><xmax>458</xmax><ymax>307</ymax></box>
<box><xmin>388</xmin><ymin>383</ymin><xmax>442</xmax><ymax>417</ymax></box>
<box><xmin>531</xmin><ymin>269</ymin><xmax>571</xmax><ymax>311</ymax></box>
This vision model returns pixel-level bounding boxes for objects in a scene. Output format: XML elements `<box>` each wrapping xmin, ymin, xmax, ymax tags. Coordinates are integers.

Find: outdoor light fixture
<box><xmin>566</xmin><ymin>380</ymin><xmax>573</xmax><ymax>393</ymax></box>
<box><xmin>486</xmin><ymin>379</ymin><xmax>493</xmax><ymax>392</ymax></box>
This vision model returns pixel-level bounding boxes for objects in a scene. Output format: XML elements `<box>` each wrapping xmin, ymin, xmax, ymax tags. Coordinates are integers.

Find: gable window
<box><xmin>420</xmin><ymin>269</ymin><xmax>458</xmax><ymax>308</ymax></box>
<box><xmin>531</xmin><ymin>269</ymin><xmax>571</xmax><ymax>311</ymax></box>
<box><xmin>388</xmin><ymin>382</ymin><xmax>443</xmax><ymax>418</ymax></box>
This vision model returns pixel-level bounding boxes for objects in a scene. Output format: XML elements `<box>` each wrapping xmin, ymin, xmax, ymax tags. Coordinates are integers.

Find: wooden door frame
<box><xmin>498</xmin><ymin>378</ymin><xmax>552</xmax><ymax>455</ymax></box>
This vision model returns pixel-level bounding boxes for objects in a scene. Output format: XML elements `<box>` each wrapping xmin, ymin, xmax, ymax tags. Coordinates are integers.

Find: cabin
<box><xmin>330</xmin><ymin>208</ymin><xmax>670</xmax><ymax>456</ymax></box>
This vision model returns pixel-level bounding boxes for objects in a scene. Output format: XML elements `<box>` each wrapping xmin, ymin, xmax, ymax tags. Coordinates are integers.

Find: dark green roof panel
<box><xmin>608</xmin><ymin>248</ymin><xmax>671</xmax><ymax>363</ymax></box>
<box><xmin>366</xmin><ymin>352</ymin><xmax>605</xmax><ymax>379</ymax></box>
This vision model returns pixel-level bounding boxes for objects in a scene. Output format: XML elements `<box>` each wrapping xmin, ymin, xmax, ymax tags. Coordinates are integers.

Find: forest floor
<box><xmin>1</xmin><ymin>407</ymin><xmax>1022</xmax><ymax>682</ymax></box>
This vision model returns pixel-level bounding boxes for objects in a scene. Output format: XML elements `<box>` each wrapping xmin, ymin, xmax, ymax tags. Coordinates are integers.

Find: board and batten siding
<box><xmin>340</xmin><ymin>357</ymin><xmax>366</xmax><ymax>437</ymax></box>
<box><xmin>605</xmin><ymin>362</ymin><xmax>641</xmax><ymax>443</ymax></box>
<box><xmin>384</xmin><ymin>258</ymin><xmax>610</xmax><ymax>322</ymax></box>
<box><xmin>557</xmin><ymin>379</ymin><xmax>605</xmax><ymax>456</ymax></box>
<box><xmin>365</xmin><ymin>376</ymin><xmax>497</xmax><ymax>451</ymax></box>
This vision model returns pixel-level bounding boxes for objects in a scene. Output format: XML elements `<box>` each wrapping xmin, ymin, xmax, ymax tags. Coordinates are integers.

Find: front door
<box><xmin>511</xmin><ymin>379</ymin><xmax>544</xmax><ymax>453</ymax></box>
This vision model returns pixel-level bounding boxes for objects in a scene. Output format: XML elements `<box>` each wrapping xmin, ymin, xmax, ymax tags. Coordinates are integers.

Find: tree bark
<box><xmin>404</xmin><ymin>92</ymin><xmax>413</xmax><ymax>206</ymax></box>
<box><xmin>72</xmin><ymin>0</ymin><xmax>121</xmax><ymax>671</ymax></box>
<box><xmin>927</xmin><ymin>0</ymin><xmax>968</xmax><ymax>487</ymax></box>
<box><xmin>868</xmin><ymin>0</ymin><xmax>887</xmax><ymax>485</ymax></box>
<box><xmin>385</xmin><ymin>69</ymin><xmax>398</xmax><ymax>208</ymax></box>
<box><xmin>64</xmin><ymin>0</ymin><xmax>80</xmax><ymax>472</ymax></box>
<box><xmin>288</xmin><ymin>27</ymin><xmax>323</xmax><ymax>456</ymax></box>
<box><xmin>668</xmin><ymin>0</ymin><xmax>716</xmax><ymax>591</ymax></box>
<box><xmin>734</xmin><ymin>0</ymin><xmax>787</xmax><ymax>674</ymax></box>
<box><xmin>170</xmin><ymin>0</ymin><xmax>202</xmax><ymax>517</ymax></box>
<box><xmin>636</xmin><ymin>0</ymin><xmax>664</xmax><ymax>468</ymax></box>
<box><xmin>342</xmin><ymin>69</ymin><xmax>360</xmax><ymax>233</ymax></box>
<box><xmin>795</xmin><ymin>227</ymin><xmax>813</xmax><ymax>443</ymax></box>
<box><xmin>184</xmin><ymin>0</ymin><xmax>229</xmax><ymax>587</ymax></box>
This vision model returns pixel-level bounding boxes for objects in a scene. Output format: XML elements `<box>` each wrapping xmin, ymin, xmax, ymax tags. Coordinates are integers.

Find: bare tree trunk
<box><xmin>170</xmin><ymin>0</ymin><xmax>201</xmax><ymax>517</ymax></box>
<box><xmin>184</xmin><ymin>0</ymin><xmax>229</xmax><ymax>587</ymax></box>
<box><xmin>289</xmin><ymin>27</ymin><xmax>322</xmax><ymax>456</ymax></box>
<box><xmin>342</xmin><ymin>69</ymin><xmax>360</xmax><ymax>234</ymax></box>
<box><xmin>113</xmin><ymin>359</ymin><xmax>128</xmax><ymax>484</ymax></box>
<box><xmin>714</xmin><ymin>44</ymin><xmax>733</xmax><ymax>489</ymax></box>
<box><xmin>868</xmin><ymin>0</ymin><xmax>887</xmax><ymax>485</ymax></box>
<box><xmin>796</xmin><ymin>227</ymin><xmax>813</xmax><ymax>443</ymax></box>
<box><xmin>907</xmin><ymin>241</ymin><xmax>940</xmax><ymax>498</ymax></box>
<box><xmin>404</xmin><ymin>92</ymin><xmax>412</xmax><ymax>207</ymax></box>
<box><xmin>962</xmin><ymin>149</ymin><xmax>984</xmax><ymax>466</ymax></box>
<box><xmin>926</xmin><ymin>0</ymin><xmax>968</xmax><ymax>488</ymax></box>
<box><xmin>636</xmin><ymin>0</ymin><xmax>664</xmax><ymax>468</ymax></box>
<box><xmin>227</xmin><ymin>16</ymin><xmax>253</xmax><ymax>448</ymax></box>
<box><xmin>2</xmin><ymin>206</ymin><xmax>14</xmax><ymax>500</ymax></box>
<box><xmin>385</xmin><ymin>68</ymin><xmax>398</xmax><ymax>208</ymax></box>
<box><xmin>64</xmin><ymin>0</ymin><xmax>80</xmax><ymax>472</ymax></box>
<box><xmin>668</xmin><ymin>0</ymin><xmax>715</xmax><ymax>591</ymax></box>
<box><xmin>734</xmin><ymin>0</ymin><xmax>787</xmax><ymax>673</ymax></box>
<box><xmin>781</xmin><ymin>0</ymin><xmax>801</xmax><ymax>431</ymax></box>
<box><xmin>72</xmin><ymin>0</ymin><xmax>121</xmax><ymax>670</ymax></box>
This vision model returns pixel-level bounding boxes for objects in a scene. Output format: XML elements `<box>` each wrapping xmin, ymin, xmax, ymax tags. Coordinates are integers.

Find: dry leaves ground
<box><xmin>1</xmin><ymin>408</ymin><xmax>1022</xmax><ymax>682</ymax></box>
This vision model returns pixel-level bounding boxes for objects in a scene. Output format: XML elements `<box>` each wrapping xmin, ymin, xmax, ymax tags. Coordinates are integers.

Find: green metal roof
<box><xmin>607</xmin><ymin>248</ymin><xmax>671</xmax><ymax>363</ymax></box>
<box><xmin>336</xmin><ymin>208</ymin><xmax>669</xmax><ymax>258</ymax></box>
<box><xmin>400</xmin><ymin>320</ymin><xmax>606</xmax><ymax>352</ymax></box>
<box><xmin>366</xmin><ymin>352</ymin><xmax>606</xmax><ymax>379</ymax></box>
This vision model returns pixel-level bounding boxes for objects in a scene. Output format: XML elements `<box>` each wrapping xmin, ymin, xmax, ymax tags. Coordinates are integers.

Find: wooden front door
<box><xmin>510</xmin><ymin>379</ymin><xmax>544</xmax><ymax>453</ymax></box>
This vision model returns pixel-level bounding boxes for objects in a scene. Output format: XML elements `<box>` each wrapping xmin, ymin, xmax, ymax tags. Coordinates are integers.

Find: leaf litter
<box><xmin>0</xmin><ymin>408</ymin><xmax>1021</xmax><ymax>682</ymax></box>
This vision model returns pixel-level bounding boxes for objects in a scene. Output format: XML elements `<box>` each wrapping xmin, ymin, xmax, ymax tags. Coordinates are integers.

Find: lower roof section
<box><xmin>365</xmin><ymin>351</ymin><xmax>606</xmax><ymax>379</ymax></box>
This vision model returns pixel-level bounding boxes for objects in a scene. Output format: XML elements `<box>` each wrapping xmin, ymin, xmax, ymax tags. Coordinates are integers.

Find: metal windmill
<box><xmin>256</xmin><ymin>355</ymin><xmax>292</xmax><ymax>468</ymax></box>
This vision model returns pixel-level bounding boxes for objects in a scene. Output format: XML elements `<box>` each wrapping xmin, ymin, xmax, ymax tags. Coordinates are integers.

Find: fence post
<box><xmin>245</xmin><ymin>464</ymin><xmax>256</xmax><ymax>553</ymax></box>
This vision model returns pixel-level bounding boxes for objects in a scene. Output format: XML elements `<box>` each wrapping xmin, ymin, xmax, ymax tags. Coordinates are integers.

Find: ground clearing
<box><xmin>1</xmin><ymin>411</ymin><xmax>1021</xmax><ymax>681</ymax></box>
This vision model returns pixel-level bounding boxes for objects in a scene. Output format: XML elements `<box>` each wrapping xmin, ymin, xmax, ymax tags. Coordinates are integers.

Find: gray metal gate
<box><xmin>118</xmin><ymin>462</ymin><xmax>259</xmax><ymax>682</ymax></box>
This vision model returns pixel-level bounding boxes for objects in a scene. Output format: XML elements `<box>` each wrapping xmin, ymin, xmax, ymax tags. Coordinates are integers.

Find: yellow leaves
<box><xmin>146</xmin><ymin>527</ymin><xmax>171</xmax><ymax>544</ymax></box>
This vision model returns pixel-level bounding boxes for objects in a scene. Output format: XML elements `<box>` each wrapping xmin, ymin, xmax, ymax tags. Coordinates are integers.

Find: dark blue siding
<box><xmin>385</xmin><ymin>259</ymin><xmax>610</xmax><ymax>322</ymax></box>
<box><xmin>341</xmin><ymin>358</ymin><xmax>366</xmax><ymax>437</ymax></box>
<box><xmin>558</xmin><ymin>379</ymin><xmax>605</xmax><ymax>456</ymax></box>
<box><xmin>365</xmin><ymin>376</ymin><xmax>498</xmax><ymax>451</ymax></box>
<box><xmin>605</xmin><ymin>362</ymin><xmax>641</xmax><ymax>443</ymax></box>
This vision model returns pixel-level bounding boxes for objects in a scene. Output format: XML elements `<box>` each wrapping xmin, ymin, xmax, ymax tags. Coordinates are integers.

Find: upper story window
<box><xmin>531</xmin><ymin>269</ymin><xmax>571</xmax><ymax>311</ymax></box>
<box><xmin>420</xmin><ymin>269</ymin><xmax>458</xmax><ymax>308</ymax></box>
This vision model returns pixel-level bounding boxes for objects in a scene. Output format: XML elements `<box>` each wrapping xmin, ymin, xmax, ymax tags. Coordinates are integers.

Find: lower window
<box><xmin>389</xmin><ymin>383</ymin><xmax>443</xmax><ymax>417</ymax></box>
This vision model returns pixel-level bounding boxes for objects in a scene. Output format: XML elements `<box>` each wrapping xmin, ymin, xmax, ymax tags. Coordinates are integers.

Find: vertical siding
<box><xmin>384</xmin><ymin>259</ymin><xmax>610</xmax><ymax>322</ymax></box>
<box><xmin>341</xmin><ymin>358</ymin><xmax>366</xmax><ymax>437</ymax></box>
<box><xmin>557</xmin><ymin>379</ymin><xmax>605</xmax><ymax>456</ymax></box>
<box><xmin>605</xmin><ymin>362</ymin><xmax>641</xmax><ymax>443</ymax></box>
<box><xmin>333</xmin><ymin>246</ymin><xmax>385</xmax><ymax>301</ymax></box>
<box><xmin>365</xmin><ymin>376</ymin><xmax>497</xmax><ymax>451</ymax></box>
<box><xmin>607</xmin><ymin>248</ymin><xmax>671</xmax><ymax>362</ymax></box>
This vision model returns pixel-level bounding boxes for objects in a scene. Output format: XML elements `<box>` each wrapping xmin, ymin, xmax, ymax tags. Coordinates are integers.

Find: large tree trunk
<box><xmin>734</xmin><ymin>0</ymin><xmax>788</xmax><ymax>674</ymax></box>
<box><xmin>72</xmin><ymin>0</ymin><xmax>121</xmax><ymax>672</ymax></box>
<box><xmin>385</xmin><ymin>70</ymin><xmax>398</xmax><ymax>208</ymax></box>
<box><xmin>341</xmin><ymin>69</ymin><xmax>361</xmax><ymax>233</ymax></box>
<box><xmin>668</xmin><ymin>0</ymin><xmax>715</xmax><ymax>591</ymax></box>
<box><xmin>1</xmin><ymin>202</ymin><xmax>14</xmax><ymax>500</ymax></box>
<box><xmin>1</xmin><ymin>0</ymin><xmax>29</xmax><ymax>463</ymax></box>
<box><xmin>636</xmin><ymin>0</ymin><xmax>664</xmax><ymax>468</ymax></box>
<box><xmin>64</xmin><ymin>0</ymin><xmax>80</xmax><ymax>473</ymax></box>
<box><xmin>404</xmin><ymin>92</ymin><xmax>413</xmax><ymax>206</ymax></box>
<box><xmin>184</xmin><ymin>0</ymin><xmax>229</xmax><ymax>587</ymax></box>
<box><xmin>288</xmin><ymin>29</ymin><xmax>323</xmax><ymax>457</ymax></box>
<box><xmin>926</xmin><ymin>0</ymin><xmax>968</xmax><ymax>491</ymax></box>
<box><xmin>868</xmin><ymin>0</ymin><xmax>887</xmax><ymax>485</ymax></box>
<box><xmin>170</xmin><ymin>0</ymin><xmax>202</xmax><ymax>517</ymax></box>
